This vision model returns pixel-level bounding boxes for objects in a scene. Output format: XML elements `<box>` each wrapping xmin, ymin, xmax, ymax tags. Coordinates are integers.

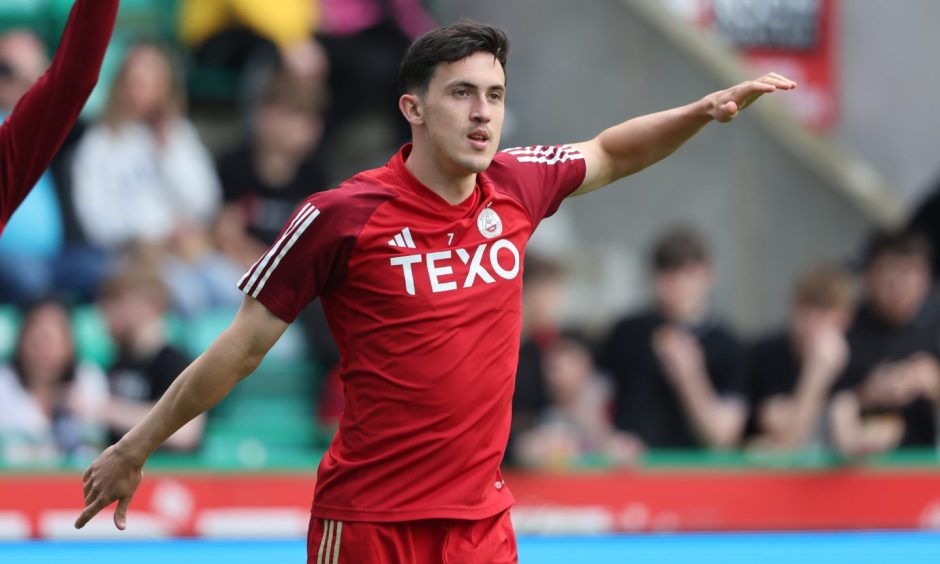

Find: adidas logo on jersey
<box><xmin>388</xmin><ymin>227</ymin><xmax>417</xmax><ymax>249</ymax></box>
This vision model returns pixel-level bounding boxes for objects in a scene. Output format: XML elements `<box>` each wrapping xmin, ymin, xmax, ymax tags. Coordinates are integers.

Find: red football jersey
<box><xmin>239</xmin><ymin>144</ymin><xmax>586</xmax><ymax>522</ymax></box>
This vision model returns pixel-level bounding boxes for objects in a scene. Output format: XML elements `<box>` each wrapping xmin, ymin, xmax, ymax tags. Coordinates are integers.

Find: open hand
<box><xmin>708</xmin><ymin>72</ymin><xmax>797</xmax><ymax>123</ymax></box>
<box><xmin>74</xmin><ymin>445</ymin><xmax>144</xmax><ymax>531</ymax></box>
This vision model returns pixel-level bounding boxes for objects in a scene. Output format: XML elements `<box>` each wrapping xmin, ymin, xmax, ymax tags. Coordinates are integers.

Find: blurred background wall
<box><xmin>426</xmin><ymin>0</ymin><xmax>939</xmax><ymax>334</ymax></box>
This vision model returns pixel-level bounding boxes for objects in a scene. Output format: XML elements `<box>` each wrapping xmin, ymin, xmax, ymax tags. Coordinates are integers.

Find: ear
<box><xmin>399</xmin><ymin>93</ymin><xmax>424</xmax><ymax>126</ymax></box>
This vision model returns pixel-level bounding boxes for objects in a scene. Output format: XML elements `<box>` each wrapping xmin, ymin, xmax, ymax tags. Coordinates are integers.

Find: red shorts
<box><xmin>306</xmin><ymin>509</ymin><xmax>518</xmax><ymax>564</ymax></box>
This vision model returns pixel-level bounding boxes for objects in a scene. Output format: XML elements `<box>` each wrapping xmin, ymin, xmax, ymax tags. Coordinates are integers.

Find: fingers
<box><xmin>114</xmin><ymin>495</ymin><xmax>133</xmax><ymax>531</ymax></box>
<box><xmin>760</xmin><ymin>72</ymin><xmax>798</xmax><ymax>89</ymax></box>
<box><xmin>747</xmin><ymin>79</ymin><xmax>778</xmax><ymax>93</ymax></box>
<box><xmin>74</xmin><ymin>496</ymin><xmax>113</xmax><ymax>530</ymax></box>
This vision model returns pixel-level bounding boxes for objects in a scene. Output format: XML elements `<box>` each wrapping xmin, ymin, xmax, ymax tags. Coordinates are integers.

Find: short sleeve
<box><xmin>236</xmin><ymin>187</ymin><xmax>391</xmax><ymax>323</ymax></box>
<box><xmin>237</xmin><ymin>197</ymin><xmax>340</xmax><ymax>323</ymax></box>
<box><xmin>492</xmin><ymin>145</ymin><xmax>586</xmax><ymax>226</ymax></box>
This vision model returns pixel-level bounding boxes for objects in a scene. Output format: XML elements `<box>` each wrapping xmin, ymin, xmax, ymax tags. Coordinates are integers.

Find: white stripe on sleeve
<box><xmin>250</xmin><ymin>208</ymin><xmax>320</xmax><ymax>298</ymax></box>
<box><xmin>239</xmin><ymin>203</ymin><xmax>315</xmax><ymax>290</ymax></box>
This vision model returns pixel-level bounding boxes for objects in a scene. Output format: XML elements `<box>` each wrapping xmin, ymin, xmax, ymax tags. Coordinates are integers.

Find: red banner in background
<box><xmin>3</xmin><ymin>469</ymin><xmax>940</xmax><ymax>539</ymax></box>
<box><xmin>667</xmin><ymin>0</ymin><xmax>838</xmax><ymax>130</ymax></box>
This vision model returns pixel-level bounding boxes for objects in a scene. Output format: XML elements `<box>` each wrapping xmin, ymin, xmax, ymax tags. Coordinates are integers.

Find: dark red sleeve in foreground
<box><xmin>0</xmin><ymin>0</ymin><xmax>119</xmax><ymax>232</ymax></box>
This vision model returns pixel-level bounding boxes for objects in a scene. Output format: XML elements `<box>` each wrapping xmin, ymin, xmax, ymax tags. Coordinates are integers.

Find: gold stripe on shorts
<box><xmin>332</xmin><ymin>521</ymin><xmax>343</xmax><ymax>564</ymax></box>
<box><xmin>317</xmin><ymin>520</ymin><xmax>333</xmax><ymax>564</ymax></box>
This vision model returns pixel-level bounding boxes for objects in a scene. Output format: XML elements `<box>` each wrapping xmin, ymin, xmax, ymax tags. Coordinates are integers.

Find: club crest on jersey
<box><xmin>477</xmin><ymin>208</ymin><xmax>503</xmax><ymax>239</ymax></box>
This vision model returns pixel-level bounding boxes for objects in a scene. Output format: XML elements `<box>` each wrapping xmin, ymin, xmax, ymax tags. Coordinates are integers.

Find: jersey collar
<box><xmin>389</xmin><ymin>144</ymin><xmax>487</xmax><ymax>218</ymax></box>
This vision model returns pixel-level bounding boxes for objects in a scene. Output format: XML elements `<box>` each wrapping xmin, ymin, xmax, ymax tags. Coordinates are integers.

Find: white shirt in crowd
<box><xmin>71</xmin><ymin>119</ymin><xmax>222</xmax><ymax>249</ymax></box>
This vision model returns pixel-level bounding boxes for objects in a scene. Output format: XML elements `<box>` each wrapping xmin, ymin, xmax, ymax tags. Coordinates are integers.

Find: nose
<box><xmin>470</xmin><ymin>94</ymin><xmax>491</xmax><ymax>124</ymax></box>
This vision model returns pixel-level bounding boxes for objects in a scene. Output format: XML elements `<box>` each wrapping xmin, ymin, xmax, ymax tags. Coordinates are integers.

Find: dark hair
<box><xmin>863</xmin><ymin>228</ymin><xmax>932</xmax><ymax>269</ymax></box>
<box><xmin>650</xmin><ymin>226</ymin><xmax>710</xmax><ymax>272</ymax></box>
<box><xmin>399</xmin><ymin>20</ymin><xmax>510</xmax><ymax>94</ymax></box>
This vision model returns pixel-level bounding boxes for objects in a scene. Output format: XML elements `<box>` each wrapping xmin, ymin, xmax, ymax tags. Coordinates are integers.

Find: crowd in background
<box><xmin>2</xmin><ymin>1</ymin><xmax>940</xmax><ymax>470</ymax></box>
<box><xmin>510</xmin><ymin>226</ymin><xmax>940</xmax><ymax>469</ymax></box>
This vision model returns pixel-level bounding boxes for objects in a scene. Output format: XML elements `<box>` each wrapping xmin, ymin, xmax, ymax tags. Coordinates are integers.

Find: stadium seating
<box><xmin>0</xmin><ymin>305</ymin><xmax>19</xmax><ymax>362</ymax></box>
<box><xmin>0</xmin><ymin>303</ymin><xmax>325</xmax><ymax>469</ymax></box>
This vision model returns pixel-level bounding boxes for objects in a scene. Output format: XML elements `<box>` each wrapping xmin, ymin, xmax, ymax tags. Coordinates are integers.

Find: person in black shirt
<box><xmin>215</xmin><ymin>72</ymin><xmax>330</xmax><ymax>268</ymax></box>
<box><xmin>99</xmin><ymin>267</ymin><xmax>202</xmax><ymax>451</ymax></box>
<box><xmin>908</xmin><ymin>174</ymin><xmax>940</xmax><ymax>276</ymax></box>
<box><xmin>746</xmin><ymin>265</ymin><xmax>854</xmax><ymax>451</ymax></box>
<box><xmin>830</xmin><ymin>230</ymin><xmax>940</xmax><ymax>456</ymax></box>
<box><xmin>599</xmin><ymin>226</ymin><xmax>746</xmax><ymax>449</ymax></box>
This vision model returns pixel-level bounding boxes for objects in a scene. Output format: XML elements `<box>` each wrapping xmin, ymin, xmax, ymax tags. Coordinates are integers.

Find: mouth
<box><xmin>467</xmin><ymin>130</ymin><xmax>490</xmax><ymax>150</ymax></box>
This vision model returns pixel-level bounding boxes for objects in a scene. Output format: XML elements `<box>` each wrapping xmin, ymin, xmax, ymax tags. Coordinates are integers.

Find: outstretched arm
<box><xmin>569</xmin><ymin>73</ymin><xmax>796</xmax><ymax>196</ymax></box>
<box><xmin>74</xmin><ymin>296</ymin><xmax>289</xmax><ymax>531</ymax></box>
<box><xmin>0</xmin><ymin>0</ymin><xmax>119</xmax><ymax>225</ymax></box>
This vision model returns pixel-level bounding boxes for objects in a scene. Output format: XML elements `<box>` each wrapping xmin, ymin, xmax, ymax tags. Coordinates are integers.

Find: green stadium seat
<box><xmin>0</xmin><ymin>0</ymin><xmax>45</xmax><ymax>22</ymax></box>
<box><xmin>71</xmin><ymin>305</ymin><xmax>116</xmax><ymax>369</ymax></box>
<box><xmin>0</xmin><ymin>305</ymin><xmax>21</xmax><ymax>362</ymax></box>
<box><xmin>0</xmin><ymin>0</ymin><xmax>50</xmax><ymax>50</ymax></box>
<box><xmin>196</xmin><ymin>439</ymin><xmax>321</xmax><ymax>470</ymax></box>
<box><xmin>179</xmin><ymin>307</ymin><xmax>236</xmax><ymax>359</ymax></box>
<box><xmin>205</xmin><ymin>418</ymin><xmax>319</xmax><ymax>448</ymax></box>
<box><xmin>48</xmin><ymin>0</ymin><xmax>177</xmax><ymax>34</ymax></box>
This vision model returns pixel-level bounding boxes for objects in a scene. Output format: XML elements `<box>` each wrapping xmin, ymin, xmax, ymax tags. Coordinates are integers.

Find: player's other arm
<box><xmin>75</xmin><ymin>296</ymin><xmax>288</xmax><ymax>531</ymax></box>
<box><xmin>568</xmin><ymin>73</ymin><xmax>797</xmax><ymax>197</ymax></box>
<box><xmin>0</xmin><ymin>0</ymin><xmax>118</xmax><ymax>219</ymax></box>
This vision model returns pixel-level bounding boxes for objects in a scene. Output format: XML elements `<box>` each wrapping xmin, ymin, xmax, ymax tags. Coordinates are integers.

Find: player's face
<box><xmin>418</xmin><ymin>52</ymin><xmax>506</xmax><ymax>174</ymax></box>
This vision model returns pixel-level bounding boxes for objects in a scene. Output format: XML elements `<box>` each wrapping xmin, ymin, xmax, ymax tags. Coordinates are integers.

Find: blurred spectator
<box><xmin>830</xmin><ymin>230</ymin><xmax>940</xmax><ymax>457</ymax></box>
<box><xmin>71</xmin><ymin>42</ymin><xmax>241</xmax><ymax>315</ymax></box>
<box><xmin>0</xmin><ymin>30</ymin><xmax>66</xmax><ymax>304</ymax></box>
<box><xmin>513</xmin><ymin>334</ymin><xmax>641</xmax><ymax>469</ymax></box>
<box><xmin>215</xmin><ymin>72</ymin><xmax>330</xmax><ymax>268</ymax></box>
<box><xmin>511</xmin><ymin>255</ymin><xmax>567</xmax><ymax>444</ymax></box>
<box><xmin>316</xmin><ymin>0</ymin><xmax>435</xmax><ymax>176</ymax></box>
<box><xmin>908</xmin><ymin>174</ymin><xmax>940</xmax><ymax>277</ymax></box>
<box><xmin>0</xmin><ymin>298</ymin><xmax>107</xmax><ymax>465</ymax></box>
<box><xmin>599</xmin><ymin>226</ymin><xmax>746</xmax><ymax>450</ymax></box>
<box><xmin>179</xmin><ymin>0</ymin><xmax>326</xmax><ymax>106</ymax></box>
<box><xmin>73</xmin><ymin>42</ymin><xmax>219</xmax><ymax>247</ymax></box>
<box><xmin>746</xmin><ymin>265</ymin><xmax>854</xmax><ymax>452</ymax></box>
<box><xmin>99</xmin><ymin>267</ymin><xmax>204</xmax><ymax>452</ymax></box>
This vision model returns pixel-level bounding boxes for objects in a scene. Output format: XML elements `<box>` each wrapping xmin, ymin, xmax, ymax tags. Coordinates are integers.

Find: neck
<box><xmin>25</xmin><ymin>374</ymin><xmax>58</xmax><ymax>395</ymax></box>
<box><xmin>127</xmin><ymin>318</ymin><xmax>166</xmax><ymax>359</ymax></box>
<box><xmin>25</xmin><ymin>379</ymin><xmax>58</xmax><ymax>419</ymax></box>
<box><xmin>666</xmin><ymin>303</ymin><xmax>709</xmax><ymax>326</ymax></box>
<box><xmin>405</xmin><ymin>141</ymin><xmax>477</xmax><ymax>205</ymax></box>
<box><xmin>255</xmin><ymin>147</ymin><xmax>301</xmax><ymax>188</ymax></box>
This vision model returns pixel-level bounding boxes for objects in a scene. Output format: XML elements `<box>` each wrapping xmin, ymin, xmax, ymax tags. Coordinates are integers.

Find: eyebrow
<box><xmin>446</xmin><ymin>80</ymin><xmax>506</xmax><ymax>92</ymax></box>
